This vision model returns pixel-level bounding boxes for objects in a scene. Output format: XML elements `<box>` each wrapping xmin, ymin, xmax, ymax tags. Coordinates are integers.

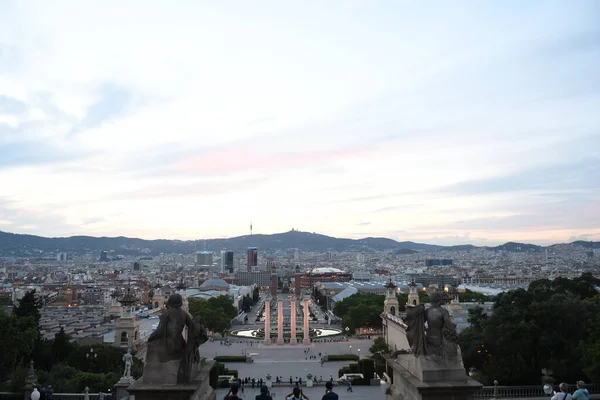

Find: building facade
<box><xmin>235</xmin><ymin>271</ymin><xmax>270</xmax><ymax>287</ymax></box>
<box><xmin>197</xmin><ymin>251</ymin><xmax>213</xmax><ymax>267</ymax></box>
<box><xmin>247</xmin><ymin>247</ymin><xmax>258</xmax><ymax>271</ymax></box>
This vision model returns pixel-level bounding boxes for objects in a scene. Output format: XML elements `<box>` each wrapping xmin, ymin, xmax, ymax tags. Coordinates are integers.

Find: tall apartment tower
<box><xmin>247</xmin><ymin>247</ymin><xmax>258</xmax><ymax>271</ymax></box>
<box><xmin>219</xmin><ymin>250</ymin><xmax>234</xmax><ymax>272</ymax></box>
<box><xmin>220</xmin><ymin>250</ymin><xmax>226</xmax><ymax>272</ymax></box>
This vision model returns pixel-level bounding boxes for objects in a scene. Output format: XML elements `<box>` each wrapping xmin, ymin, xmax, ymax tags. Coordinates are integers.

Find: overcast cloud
<box><xmin>0</xmin><ymin>1</ymin><xmax>599</xmax><ymax>245</ymax></box>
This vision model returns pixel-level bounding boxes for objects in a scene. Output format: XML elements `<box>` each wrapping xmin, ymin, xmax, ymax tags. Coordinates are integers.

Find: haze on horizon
<box><xmin>0</xmin><ymin>1</ymin><xmax>599</xmax><ymax>247</ymax></box>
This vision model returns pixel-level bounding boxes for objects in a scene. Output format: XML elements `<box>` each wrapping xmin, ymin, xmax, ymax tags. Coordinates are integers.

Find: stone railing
<box><xmin>0</xmin><ymin>393</ymin><xmax>113</xmax><ymax>400</ymax></box>
<box><xmin>473</xmin><ymin>383</ymin><xmax>599</xmax><ymax>399</ymax></box>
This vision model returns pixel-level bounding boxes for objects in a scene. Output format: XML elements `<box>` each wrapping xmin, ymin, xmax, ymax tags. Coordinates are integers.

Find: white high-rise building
<box><xmin>220</xmin><ymin>250</ymin><xmax>226</xmax><ymax>272</ymax></box>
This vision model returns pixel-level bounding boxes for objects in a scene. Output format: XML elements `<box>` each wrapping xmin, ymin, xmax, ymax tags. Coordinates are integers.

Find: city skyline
<box><xmin>1</xmin><ymin>1</ymin><xmax>599</xmax><ymax>246</ymax></box>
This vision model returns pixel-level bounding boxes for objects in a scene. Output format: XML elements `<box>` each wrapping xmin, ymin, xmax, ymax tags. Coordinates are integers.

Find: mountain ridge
<box><xmin>1</xmin><ymin>230</ymin><xmax>598</xmax><ymax>257</ymax></box>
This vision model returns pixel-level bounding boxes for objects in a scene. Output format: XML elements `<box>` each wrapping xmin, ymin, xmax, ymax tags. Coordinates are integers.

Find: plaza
<box><xmin>203</xmin><ymin>337</ymin><xmax>385</xmax><ymax>398</ymax></box>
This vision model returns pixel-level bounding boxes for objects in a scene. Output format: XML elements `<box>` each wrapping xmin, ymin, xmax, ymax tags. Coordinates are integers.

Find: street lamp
<box><xmin>349</xmin><ymin>345</ymin><xmax>352</xmax><ymax>354</ymax></box>
<box><xmin>358</xmin><ymin>349</ymin><xmax>361</xmax><ymax>359</ymax></box>
<box><xmin>86</xmin><ymin>348</ymin><xmax>97</xmax><ymax>371</ymax></box>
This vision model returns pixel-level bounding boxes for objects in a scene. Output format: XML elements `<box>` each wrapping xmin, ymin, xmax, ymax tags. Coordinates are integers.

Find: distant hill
<box><xmin>488</xmin><ymin>242</ymin><xmax>543</xmax><ymax>252</ymax></box>
<box><xmin>0</xmin><ymin>230</ymin><xmax>597</xmax><ymax>257</ymax></box>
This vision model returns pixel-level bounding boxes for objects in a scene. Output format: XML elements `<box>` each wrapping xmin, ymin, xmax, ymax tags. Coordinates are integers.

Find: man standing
<box><xmin>321</xmin><ymin>381</ymin><xmax>338</xmax><ymax>400</ymax></box>
<box><xmin>572</xmin><ymin>381</ymin><xmax>590</xmax><ymax>400</ymax></box>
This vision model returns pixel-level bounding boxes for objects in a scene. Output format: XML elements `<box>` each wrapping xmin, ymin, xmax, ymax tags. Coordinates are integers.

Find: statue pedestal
<box><xmin>114</xmin><ymin>376</ymin><xmax>135</xmax><ymax>400</ymax></box>
<box><xmin>397</xmin><ymin>354</ymin><xmax>467</xmax><ymax>383</ymax></box>
<box><xmin>386</xmin><ymin>355</ymin><xmax>481</xmax><ymax>400</ymax></box>
<box><xmin>127</xmin><ymin>359</ymin><xmax>215</xmax><ymax>400</ymax></box>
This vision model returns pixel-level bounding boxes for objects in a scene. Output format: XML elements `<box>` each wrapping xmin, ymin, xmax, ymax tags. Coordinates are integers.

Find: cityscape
<box><xmin>1</xmin><ymin>1</ymin><xmax>599</xmax><ymax>400</ymax></box>
<box><xmin>1</xmin><ymin>229</ymin><xmax>599</xmax><ymax>399</ymax></box>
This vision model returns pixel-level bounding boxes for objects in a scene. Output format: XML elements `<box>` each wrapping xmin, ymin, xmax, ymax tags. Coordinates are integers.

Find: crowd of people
<box><xmin>224</xmin><ymin>381</ymin><xmax>341</xmax><ymax>400</ymax></box>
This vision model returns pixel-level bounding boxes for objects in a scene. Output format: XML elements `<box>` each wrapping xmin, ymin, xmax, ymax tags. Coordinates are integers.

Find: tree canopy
<box><xmin>0</xmin><ymin>310</ymin><xmax>142</xmax><ymax>392</ymax></box>
<box><xmin>333</xmin><ymin>293</ymin><xmax>384</xmax><ymax>333</ymax></box>
<box><xmin>189</xmin><ymin>295</ymin><xmax>238</xmax><ymax>335</ymax></box>
<box><xmin>13</xmin><ymin>289</ymin><xmax>42</xmax><ymax>322</ymax></box>
<box><xmin>459</xmin><ymin>274</ymin><xmax>600</xmax><ymax>385</ymax></box>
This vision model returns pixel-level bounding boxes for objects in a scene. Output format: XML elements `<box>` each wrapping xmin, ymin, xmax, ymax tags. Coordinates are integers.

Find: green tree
<box><xmin>252</xmin><ymin>287</ymin><xmax>260</xmax><ymax>302</ymax></box>
<box><xmin>0</xmin><ymin>310</ymin><xmax>38</xmax><ymax>382</ymax></box>
<box><xmin>241</xmin><ymin>295</ymin><xmax>254</xmax><ymax>313</ymax></box>
<box><xmin>333</xmin><ymin>293</ymin><xmax>384</xmax><ymax>333</ymax></box>
<box><xmin>460</xmin><ymin>275</ymin><xmax>600</xmax><ymax>385</ymax></box>
<box><xmin>578</xmin><ymin>297</ymin><xmax>600</xmax><ymax>383</ymax></box>
<box><xmin>208</xmin><ymin>295</ymin><xmax>238</xmax><ymax>319</ymax></box>
<box><xmin>370</xmin><ymin>337</ymin><xmax>390</xmax><ymax>354</ymax></box>
<box><xmin>189</xmin><ymin>296</ymin><xmax>237</xmax><ymax>334</ymax></box>
<box><xmin>52</xmin><ymin>327</ymin><xmax>76</xmax><ymax>365</ymax></box>
<box><xmin>13</xmin><ymin>290</ymin><xmax>42</xmax><ymax>322</ymax></box>
<box><xmin>458</xmin><ymin>289</ymin><xmax>493</xmax><ymax>303</ymax></box>
<box><xmin>396</xmin><ymin>292</ymin><xmax>408</xmax><ymax>311</ymax></box>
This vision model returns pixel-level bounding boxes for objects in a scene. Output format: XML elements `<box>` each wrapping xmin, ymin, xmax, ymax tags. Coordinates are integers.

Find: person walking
<box><xmin>551</xmin><ymin>383</ymin><xmax>572</xmax><ymax>400</ymax></box>
<box><xmin>346</xmin><ymin>376</ymin><xmax>353</xmax><ymax>392</ymax></box>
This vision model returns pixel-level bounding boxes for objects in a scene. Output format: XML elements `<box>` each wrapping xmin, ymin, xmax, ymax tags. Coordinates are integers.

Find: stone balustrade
<box><xmin>473</xmin><ymin>383</ymin><xmax>599</xmax><ymax>399</ymax></box>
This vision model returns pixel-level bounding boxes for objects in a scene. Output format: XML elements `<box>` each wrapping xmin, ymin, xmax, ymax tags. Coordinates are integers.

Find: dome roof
<box><xmin>200</xmin><ymin>277</ymin><xmax>229</xmax><ymax>289</ymax></box>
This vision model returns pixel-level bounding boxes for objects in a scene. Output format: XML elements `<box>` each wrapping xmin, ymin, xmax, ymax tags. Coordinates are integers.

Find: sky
<box><xmin>0</xmin><ymin>1</ymin><xmax>599</xmax><ymax>246</ymax></box>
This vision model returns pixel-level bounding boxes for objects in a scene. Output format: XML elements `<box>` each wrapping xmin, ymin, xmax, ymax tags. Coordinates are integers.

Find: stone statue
<box><xmin>122</xmin><ymin>348</ymin><xmax>133</xmax><ymax>378</ymax></box>
<box><xmin>405</xmin><ymin>291</ymin><xmax>458</xmax><ymax>363</ymax></box>
<box><xmin>146</xmin><ymin>293</ymin><xmax>208</xmax><ymax>383</ymax></box>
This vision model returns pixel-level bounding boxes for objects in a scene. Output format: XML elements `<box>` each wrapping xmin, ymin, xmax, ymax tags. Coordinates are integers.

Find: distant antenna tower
<box><xmin>250</xmin><ymin>221</ymin><xmax>253</xmax><ymax>236</ymax></box>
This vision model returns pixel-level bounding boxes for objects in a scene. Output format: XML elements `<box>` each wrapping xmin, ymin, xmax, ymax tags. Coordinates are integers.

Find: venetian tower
<box><xmin>383</xmin><ymin>279</ymin><xmax>400</xmax><ymax>316</ymax></box>
<box><xmin>114</xmin><ymin>281</ymin><xmax>140</xmax><ymax>349</ymax></box>
<box><xmin>407</xmin><ymin>279</ymin><xmax>419</xmax><ymax>307</ymax></box>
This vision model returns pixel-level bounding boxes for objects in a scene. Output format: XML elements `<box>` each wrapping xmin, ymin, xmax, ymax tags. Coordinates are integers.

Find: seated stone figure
<box><xmin>405</xmin><ymin>291</ymin><xmax>459</xmax><ymax>363</ymax></box>
<box><xmin>146</xmin><ymin>293</ymin><xmax>207</xmax><ymax>383</ymax></box>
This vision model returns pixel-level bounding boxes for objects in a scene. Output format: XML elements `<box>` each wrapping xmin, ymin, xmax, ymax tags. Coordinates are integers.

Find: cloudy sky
<box><xmin>0</xmin><ymin>1</ymin><xmax>599</xmax><ymax>245</ymax></box>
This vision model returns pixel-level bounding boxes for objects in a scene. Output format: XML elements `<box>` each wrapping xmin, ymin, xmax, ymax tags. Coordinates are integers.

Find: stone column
<box><xmin>264</xmin><ymin>299</ymin><xmax>271</xmax><ymax>345</ymax></box>
<box><xmin>290</xmin><ymin>298</ymin><xmax>297</xmax><ymax>345</ymax></box>
<box><xmin>303</xmin><ymin>298</ymin><xmax>311</xmax><ymax>344</ymax></box>
<box><xmin>277</xmin><ymin>299</ymin><xmax>284</xmax><ymax>345</ymax></box>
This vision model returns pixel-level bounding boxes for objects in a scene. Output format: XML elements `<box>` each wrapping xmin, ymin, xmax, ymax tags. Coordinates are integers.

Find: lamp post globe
<box><xmin>30</xmin><ymin>388</ymin><xmax>40</xmax><ymax>400</ymax></box>
<box><xmin>543</xmin><ymin>384</ymin><xmax>553</xmax><ymax>395</ymax></box>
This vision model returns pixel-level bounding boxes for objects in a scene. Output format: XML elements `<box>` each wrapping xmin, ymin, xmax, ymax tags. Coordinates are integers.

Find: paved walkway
<box><xmin>211</xmin><ymin>337</ymin><xmax>384</xmax><ymax>399</ymax></box>
<box><xmin>202</xmin><ymin>337</ymin><xmax>374</xmax><ymax>361</ymax></box>
<box><xmin>216</xmin><ymin>384</ymin><xmax>386</xmax><ymax>399</ymax></box>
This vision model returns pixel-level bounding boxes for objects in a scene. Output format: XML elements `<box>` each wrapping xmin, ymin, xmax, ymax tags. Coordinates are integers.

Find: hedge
<box><xmin>337</xmin><ymin>358</ymin><xmax>374</xmax><ymax>386</ymax></box>
<box><xmin>327</xmin><ymin>354</ymin><xmax>359</xmax><ymax>361</ymax></box>
<box><xmin>211</xmin><ymin>363</ymin><xmax>240</xmax><ymax>389</ymax></box>
<box><xmin>214</xmin><ymin>355</ymin><xmax>248</xmax><ymax>362</ymax></box>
